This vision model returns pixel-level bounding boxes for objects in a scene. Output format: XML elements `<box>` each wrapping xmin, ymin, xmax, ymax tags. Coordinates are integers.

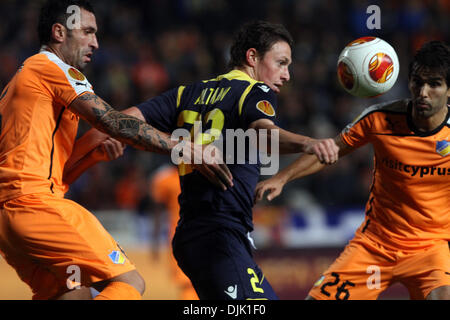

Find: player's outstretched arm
<box><xmin>249</xmin><ymin>119</ymin><xmax>339</xmax><ymax>164</ymax></box>
<box><xmin>120</xmin><ymin>106</ymin><xmax>234</xmax><ymax>191</ymax></box>
<box><xmin>255</xmin><ymin>153</ymin><xmax>324</xmax><ymax>202</ymax></box>
<box><xmin>70</xmin><ymin>93</ymin><xmax>175</xmax><ymax>154</ymax></box>
<box><xmin>255</xmin><ymin>135</ymin><xmax>353</xmax><ymax>202</ymax></box>
<box><xmin>67</xmin><ymin>99</ymin><xmax>234</xmax><ymax>190</ymax></box>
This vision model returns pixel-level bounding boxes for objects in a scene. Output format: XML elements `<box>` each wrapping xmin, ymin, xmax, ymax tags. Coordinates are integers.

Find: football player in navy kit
<box><xmin>123</xmin><ymin>21</ymin><xmax>339</xmax><ymax>299</ymax></box>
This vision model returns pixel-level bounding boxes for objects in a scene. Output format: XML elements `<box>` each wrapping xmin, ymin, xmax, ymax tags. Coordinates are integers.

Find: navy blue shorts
<box><xmin>172</xmin><ymin>225</ymin><xmax>278</xmax><ymax>300</ymax></box>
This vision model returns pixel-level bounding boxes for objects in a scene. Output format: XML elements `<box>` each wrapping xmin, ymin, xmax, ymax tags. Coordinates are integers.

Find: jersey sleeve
<box><xmin>136</xmin><ymin>87</ymin><xmax>179</xmax><ymax>133</ymax></box>
<box><xmin>340</xmin><ymin>110</ymin><xmax>373</xmax><ymax>148</ymax></box>
<box><xmin>240</xmin><ymin>84</ymin><xmax>278</xmax><ymax>129</ymax></box>
<box><xmin>40</xmin><ymin>58</ymin><xmax>94</xmax><ymax>107</ymax></box>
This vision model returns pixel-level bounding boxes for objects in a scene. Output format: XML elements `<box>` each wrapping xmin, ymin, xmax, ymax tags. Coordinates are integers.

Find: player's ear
<box><xmin>246</xmin><ymin>48</ymin><xmax>259</xmax><ymax>67</ymax></box>
<box><xmin>51</xmin><ymin>23</ymin><xmax>66</xmax><ymax>43</ymax></box>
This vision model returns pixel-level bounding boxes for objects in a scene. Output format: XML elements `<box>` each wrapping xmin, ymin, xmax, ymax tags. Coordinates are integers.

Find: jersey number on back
<box><xmin>177</xmin><ymin>108</ymin><xmax>225</xmax><ymax>176</ymax></box>
<box><xmin>178</xmin><ymin>108</ymin><xmax>225</xmax><ymax>144</ymax></box>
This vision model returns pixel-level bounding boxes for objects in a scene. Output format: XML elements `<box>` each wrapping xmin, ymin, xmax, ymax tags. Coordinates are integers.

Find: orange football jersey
<box><xmin>0</xmin><ymin>51</ymin><xmax>94</xmax><ymax>202</ymax></box>
<box><xmin>341</xmin><ymin>99</ymin><xmax>450</xmax><ymax>251</ymax></box>
<box><xmin>150</xmin><ymin>165</ymin><xmax>181</xmax><ymax>239</ymax></box>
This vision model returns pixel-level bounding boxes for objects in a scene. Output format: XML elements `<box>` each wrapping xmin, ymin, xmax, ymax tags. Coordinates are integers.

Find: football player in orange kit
<box><xmin>0</xmin><ymin>0</ymin><xmax>232</xmax><ymax>300</ymax></box>
<box><xmin>255</xmin><ymin>40</ymin><xmax>450</xmax><ymax>300</ymax></box>
<box><xmin>149</xmin><ymin>165</ymin><xmax>198</xmax><ymax>300</ymax></box>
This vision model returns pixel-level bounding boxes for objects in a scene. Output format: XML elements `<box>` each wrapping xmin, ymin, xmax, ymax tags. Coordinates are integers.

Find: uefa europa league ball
<box><xmin>337</xmin><ymin>37</ymin><xmax>399</xmax><ymax>98</ymax></box>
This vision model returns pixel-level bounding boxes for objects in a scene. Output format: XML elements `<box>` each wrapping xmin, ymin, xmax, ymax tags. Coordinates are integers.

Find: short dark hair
<box><xmin>228</xmin><ymin>20</ymin><xmax>294</xmax><ymax>69</ymax></box>
<box><xmin>38</xmin><ymin>0</ymin><xmax>95</xmax><ymax>46</ymax></box>
<box><xmin>408</xmin><ymin>41</ymin><xmax>450</xmax><ymax>87</ymax></box>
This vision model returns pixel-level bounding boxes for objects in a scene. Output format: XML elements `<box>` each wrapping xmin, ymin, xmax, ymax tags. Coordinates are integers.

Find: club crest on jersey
<box><xmin>68</xmin><ymin>67</ymin><xmax>86</xmax><ymax>81</ymax></box>
<box><xmin>256</xmin><ymin>100</ymin><xmax>275</xmax><ymax>116</ymax></box>
<box><xmin>436</xmin><ymin>140</ymin><xmax>450</xmax><ymax>157</ymax></box>
<box><xmin>108</xmin><ymin>250</ymin><xmax>126</xmax><ymax>264</ymax></box>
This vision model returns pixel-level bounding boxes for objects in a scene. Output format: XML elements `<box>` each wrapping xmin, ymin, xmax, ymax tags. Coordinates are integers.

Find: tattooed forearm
<box><xmin>79</xmin><ymin>93</ymin><xmax>173</xmax><ymax>153</ymax></box>
<box><xmin>77</xmin><ymin>92</ymin><xmax>102</xmax><ymax>105</ymax></box>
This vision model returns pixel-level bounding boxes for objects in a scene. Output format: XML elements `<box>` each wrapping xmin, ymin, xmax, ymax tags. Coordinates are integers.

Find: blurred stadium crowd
<box><xmin>0</xmin><ymin>0</ymin><xmax>448</xmax><ymax>232</ymax></box>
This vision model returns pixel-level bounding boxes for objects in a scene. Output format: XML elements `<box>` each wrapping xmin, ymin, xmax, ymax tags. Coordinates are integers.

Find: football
<box><xmin>337</xmin><ymin>37</ymin><xmax>399</xmax><ymax>98</ymax></box>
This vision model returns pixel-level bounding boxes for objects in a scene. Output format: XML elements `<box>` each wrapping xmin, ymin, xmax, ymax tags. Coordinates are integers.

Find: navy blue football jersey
<box><xmin>137</xmin><ymin>69</ymin><xmax>278</xmax><ymax>232</ymax></box>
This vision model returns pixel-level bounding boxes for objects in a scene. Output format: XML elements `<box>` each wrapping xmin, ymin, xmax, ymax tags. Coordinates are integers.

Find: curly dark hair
<box><xmin>38</xmin><ymin>0</ymin><xmax>95</xmax><ymax>46</ymax></box>
<box><xmin>228</xmin><ymin>20</ymin><xmax>293</xmax><ymax>69</ymax></box>
<box><xmin>409</xmin><ymin>41</ymin><xmax>450</xmax><ymax>86</ymax></box>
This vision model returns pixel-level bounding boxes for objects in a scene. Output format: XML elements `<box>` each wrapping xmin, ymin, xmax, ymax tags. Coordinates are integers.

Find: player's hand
<box><xmin>185</xmin><ymin>141</ymin><xmax>233</xmax><ymax>191</ymax></box>
<box><xmin>92</xmin><ymin>137</ymin><xmax>126</xmax><ymax>162</ymax></box>
<box><xmin>303</xmin><ymin>138</ymin><xmax>339</xmax><ymax>164</ymax></box>
<box><xmin>254</xmin><ymin>177</ymin><xmax>285</xmax><ymax>202</ymax></box>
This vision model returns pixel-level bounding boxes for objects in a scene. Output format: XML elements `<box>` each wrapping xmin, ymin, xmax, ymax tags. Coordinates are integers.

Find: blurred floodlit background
<box><xmin>0</xmin><ymin>0</ymin><xmax>448</xmax><ymax>299</ymax></box>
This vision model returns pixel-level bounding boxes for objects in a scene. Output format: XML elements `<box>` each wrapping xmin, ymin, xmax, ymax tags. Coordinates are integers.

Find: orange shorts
<box><xmin>0</xmin><ymin>193</ymin><xmax>136</xmax><ymax>300</ymax></box>
<box><xmin>308</xmin><ymin>231</ymin><xmax>450</xmax><ymax>300</ymax></box>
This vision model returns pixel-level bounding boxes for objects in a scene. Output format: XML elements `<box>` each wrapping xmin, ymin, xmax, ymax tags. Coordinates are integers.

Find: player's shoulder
<box><xmin>248</xmin><ymin>82</ymin><xmax>276</xmax><ymax>97</ymax></box>
<box><xmin>39</xmin><ymin>51</ymin><xmax>90</xmax><ymax>83</ymax></box>
<box><xmin>204</xmin><ymin>69</ymin><xmax>260</xmax><ymax>85</ymax></box>
<box><xmin>16</xmin><ymin>53</ymin><xmax>49</xmax><ymax>78</ymax></box>
<box><xmin>353</xmin><ymin>99</ymin><xmax>409</xmax><ymax>123</ymax></box>
<box><xmin>367</xmin><ymin>98</ymin><xmax>409</xmax><ymax>113</ymax></box>
<box><xmin>31</xmin><ymin>50</ymin><xmax>94</xmax><ymax>95</ymax></box>
<box><xmin>181</xmin><ymin>70</ymin><xmax>271</xmax><ymax>102</ymax></box>
<box><xmin>204</xmin><ymin>69</ymin><xmax>272</xmax><ymax>94</ymax></box>
<box><xmin>10</xmin><ymin>53</ymin><xmax>60</xmax><ymax>88</ymax></box>
<box><xmin>24</xmin><ymin>51</ymin><xmax>69</xmax><ymax>75</ymax></box>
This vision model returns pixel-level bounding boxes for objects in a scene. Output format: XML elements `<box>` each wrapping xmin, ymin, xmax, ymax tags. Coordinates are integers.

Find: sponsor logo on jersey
<box><xmin>75</xmin><ymin>81</ymin><xmax>89</xmax><ymax>88</ymax></box>
<box><xmin>68</xmin><ymin>67</ymin><xmax>86</xmax><ymax>81</ymax></box>
<box><xmin>381</xmin><ymin>156</ymin><xmax>450</xmax><ymax>177</ymax></box>
<box><xmin>108</xmin><ymin>250</ymin><xmax>126</xmax><ymax>264</ymax></box>
<box><xmin>256</xmin><ymin>100</ymin><xmax>275</xmax><ymax>116</ymax></box>
<box><xmin>436</xmin><ymin>140</ymin><xmax>450</xmax><ymax>157</ymax></box>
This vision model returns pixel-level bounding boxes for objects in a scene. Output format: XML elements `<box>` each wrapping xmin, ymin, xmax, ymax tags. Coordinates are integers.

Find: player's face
<box><xmin>62</xmin><ymin>8</ymin><xmax>99</xmax><ymax>70</ymax></box>
<box><xmin>409</xmin><ymin>69</ymin><xmax>450</xmax><ymax>119</ymax></box>
<box><xmin>255</xmin><ymin>41</ymin><xmax>292</xmax><ymax>93</ymax></box>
